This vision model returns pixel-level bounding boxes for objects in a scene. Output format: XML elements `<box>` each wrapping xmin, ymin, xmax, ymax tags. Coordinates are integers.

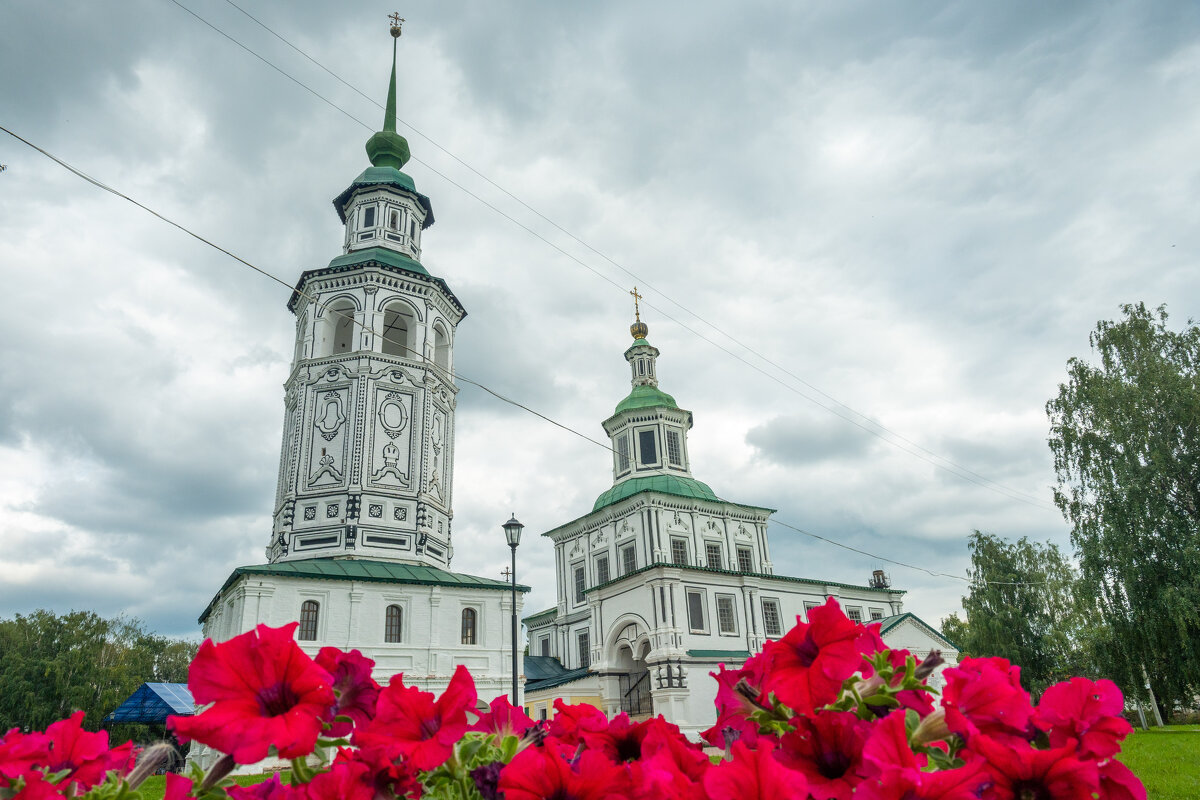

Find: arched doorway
<box><xmin>610</xmin><ymin>622</ymin><xmax>652</xmax><ymax>718</ymax></box>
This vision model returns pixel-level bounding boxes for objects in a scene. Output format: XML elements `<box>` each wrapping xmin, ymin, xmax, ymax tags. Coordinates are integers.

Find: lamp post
<box><xmin>503</xmin><ymin>514</ymin><xmax>524</xmax><ymax>706</ymax></box>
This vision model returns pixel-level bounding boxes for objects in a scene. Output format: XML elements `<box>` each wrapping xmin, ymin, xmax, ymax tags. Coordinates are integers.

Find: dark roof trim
<box><xmin>287</xmin><ymin>256</ymin><xmax>466</xmax><ymax>315</ymax></box>
<box><xmin>523</xmin><ymin>607</ymin><xmax>558</xmax><ymax>624</ymax></box>
<box><xmin>878</xmin><ymin>612</ymin><xmax>959</xmax><ymax>650</ymax></box>
<box><xmin>525</xmin><ymin>668</ymin><xmax>592</xmax><ymax>692</ymax></box>
<box><xmin>686</xmin><ymin>649</ymin><xmax>751</xmax><ymax>660</ymax></box>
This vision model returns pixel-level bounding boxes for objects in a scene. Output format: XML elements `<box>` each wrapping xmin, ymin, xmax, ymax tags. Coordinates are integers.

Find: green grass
<box><xmin>1119</xmin><ymin>727</ymin><xmax>1200</xmax><ymax>800</ymax></box>
<box><xmin>138</xmin><ymin>770</ymin><xmax>290</xmax><ymax>799</ymax></box>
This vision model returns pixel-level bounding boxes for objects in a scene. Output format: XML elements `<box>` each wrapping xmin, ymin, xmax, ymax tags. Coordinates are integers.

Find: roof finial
<box><xmin>365</xmin><ymin>13</ymin><xmax>412</xmax><ymax>169</ymax></box>
<box><xmin>629</xmin><ymin>287</ymin><xmax>649</xmax><ymax>340</ymax></box>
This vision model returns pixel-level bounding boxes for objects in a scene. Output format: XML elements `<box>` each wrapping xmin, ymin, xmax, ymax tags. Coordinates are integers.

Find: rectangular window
<box><xmin>804</xmin><ymin>601</ymin><xmax>820</xmax><ymax>621</ymax></box>
<box><xmin>362</xmin><ymin>206</ymin><xmax>376</xmax><ymax>227</ymax></box>
<box><xmin>847</xmin><ymin>607</ymin><xmax>863</xmax><ymax>623</ymax></box>
<box><xmin>595</xmin><ymin>555</ymin><xmax>610</xmax><ymax>585</ymax></box>
<box><xmin>870</xmin><ymin>608</ymin><xmax>884</xmax><ymax>621</ymax></box>
<box><xmin>670</xmin><ymin>538</ymin><xmax>688</xmax><ymax>566</ymax></box>
<box><xmin>539</xmin><ymin>707</ymin><xmax>548</xmax><ymax>721</ymax></box>
<box><xmin>578</xmin><ymin>631</ymin><xmax>591</xmax><ymax>669</ymax></box>
<box><xmin>540</xmin><ymin>636</ymin><xmax>550</xmax><ymax>657</ymax></box>
<box><xmin>705</xmin><ymin>542</ymin><xmax>723</xmax><ymax>570</ymax></box>
<box><xmin>762</xmin><ymin>599</ymin><xmax>783</xmax><ymax>637</ymax></box>
<box><xmin>616</xmin><ymin>436</ymin><xmax>631</xmax><ymax>472</ymax></box>
<box><xmin>621</xmin><ymin>544</ymin><xmax>637</xmax><ymax>575</ymax></box>
<box><xmin>666</xmin><ymin>430</ymin><xmax>683</xmax><ymax>467</ymax></box>
<box><xmin>686</xmin><ymin>589</ymin><xmax>707</xmax><ymax>632</ymax></box>
<box><xmin>737</xmin><ymin>547</ymin><xmax>754</xmax><ymax>573</ymax></box>
<box><xmin>573</xmin><ymin>565</ymin><xmax>586</xmax><ymax>604</ymax></box>
<box><xmin>638</xmin><ymin>430</ymin><xmax>657</xmax><ymax>465</ymax></box>
<box><xmin>716</xmin><ymin>595</ymin><xmax>737</xmax><ymax>635</ymax></box>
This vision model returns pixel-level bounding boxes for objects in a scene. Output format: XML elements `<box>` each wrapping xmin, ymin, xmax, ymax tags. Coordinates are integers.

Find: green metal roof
<box><xmin>592</xmin><ymin>474</ymin><xmax>719</xmax><ymax>512</ymax></box>
<box><xmin>614</xmin><ymin>384</ymin><xmax>678</xmax><ymax>415</ymax></box>
<box><xmin>584</xmin><ymin>561</ymin><xmax>905</xmax><ymax>597</ymax></box>
<box><xmin>200</xmin><ymin>558</ymin><xmax>528</xmax><ymax>623</ymax></box>
<box><xmin>523</xmin><ymin>607</ymin><xmax>558</xmax><ymax>625</ymax></box>
<box><xmin>687</xmin><ymin>649</ymin><xmax>750</xmax><ymax>660</ymax></box>
<box><xmin>327</xmin><ymin>246</ymin><xmax>429</xmax><ymax>277</ymax></box>
<box><xmin>331</xmin><ymin>167</ymin><xmax>434</xmax><ymax>227</ymax></box>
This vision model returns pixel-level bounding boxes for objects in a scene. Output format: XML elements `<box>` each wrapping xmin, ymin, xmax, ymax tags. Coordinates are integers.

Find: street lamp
<box><xmin>503</xmin><ymin>514</ymin><xmax>524</xmax><ymax>706</ymax></box>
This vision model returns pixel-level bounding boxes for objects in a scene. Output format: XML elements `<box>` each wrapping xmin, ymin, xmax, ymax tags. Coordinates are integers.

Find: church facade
<box><xmin>522</xmin><ymin>315</ymin><xmax>956</xmax><ymax>739</ymax></box>
<box><xmin>196</xmin><ymin>24</ymin><xmax>526</xmax><ymax>763</ymax></box>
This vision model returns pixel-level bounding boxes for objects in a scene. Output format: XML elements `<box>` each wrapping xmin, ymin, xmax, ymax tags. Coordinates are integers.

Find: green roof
<box><xmin>327</xmin><ymin>246</ymin><xmax>429</xmax><ymax>276</ymax></box>
<box><xmin>877</xmin><ymin>612</ymin><xmax>959</xmax><ymax>650</ymax></box>
<box><xmin>331</xmin><ymin>167</ymin><xmax>434</xmax><ymax>227</ymax></box>
<box><xmin>523</xmin><ymin>607</ymin><xmax>558</xmax><ymax>625</ymax></box>
<box><xmin>614</xmin><ymin>384</ymin><xmax>678</xmax><ymax>415</ymax></box>
<box><xmin>200</xmin><ymin>558</ymin><xmax>528</xmax><ymax>623</ymax></box>
<box><xmin>592</xmin><ymin>474</ymin><xmax>719</xmax><ymax>512</ymax></box>
<box><xmin>584</xmin><ymin>561</ymin><xmax>904</xmax><ymax>597</ymax></box>
<box><xmin>687</xmin><ymin>649</ymin><xmax>751</xmax><ymax>660</ymax></box>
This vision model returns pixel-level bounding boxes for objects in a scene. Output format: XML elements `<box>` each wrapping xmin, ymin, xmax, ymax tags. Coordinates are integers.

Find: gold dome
<box><xmin>631</xmin><ymin>320</ymin><xmax>649</xmax><ymax>340</ymax></box>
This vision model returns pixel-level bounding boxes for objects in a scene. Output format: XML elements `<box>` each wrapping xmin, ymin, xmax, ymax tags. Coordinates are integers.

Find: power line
<box><xmin>0</xmin><ymin>125</ymin><xmax>1047</xmax><ymax>591</ymax></box>
<box><xmin>166</xmin><ymin>0</ymin><xmax>1057</xmax><ymax>514</ymax></box>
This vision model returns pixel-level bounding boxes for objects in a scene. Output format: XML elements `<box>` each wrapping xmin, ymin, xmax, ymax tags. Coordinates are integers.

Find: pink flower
<box><xmin>855</xmin><ymin>761</ymin><xmax>990</xmax><ymax>800</ymax></box>
<box><xmin>314</xmin><ymin>648</ymin><xmax>380</xmax><ymax>738</ymax></box>
<box><xmin>545</xmin><ymin>700</ymin><xmax>608</xmax><ymax>745</ymax></box>
<box><xmin>301</xmin><ymin>760</ymin><xmax>374</xmax><ymax>800</ymax></box>
<box><xmin>8</xmin><ymin>770</ymin><xmax>60</xmax><ymax>800</ymax></box>
<box><xmin>941</xmin><ymin>657</ymin><xmax>1034</xmax><ymax>743</ymax></box>
<box><xmin>701</xmin><ymin>655</ymin><xmax>772</xmax><ymax>748</ymax></box>
<box><xmin>775</xmin><ymin>710</ymin><xmax>872</xmax><ymax>800</ymax></box>
<box><xmin>1034</xmin><ymin>678</ymin><xmax>1132</xmax><ymax>759</ymax></box>
<box><xmin>703</xmin><ymin>741</ymin><xmax>808</xmax><ymax>800</ymax></box>
<box><xmin>971</xmin><ymin>735</ymin><xmax>1098</xmax><ymax>800</ymax></box>
<box><xmin>0</xmin><ymin>728</ymin><xmax>50</xmax><ymax>785</ymax></box>
<box><xmin>354</xmin><ymin>664</ymin><xmax>476</xmax><ymax>771</ymax></box>
<box><xmin>228</xmin><ymin>773</ymin><xmax>295</xmax><ymax>800</ymax></box>
<box><xmin>861</xmin><ymin>710</ymin><xmax>926</xmax><ymax>777</ymax></box>
<box><xmin>163</xmin><ymin>773</ymin><xmax>196</xmax><ymax>800</ymax></box>
<box><xmin>1097</xmin><ymin>758</ymin><xmax>1146</xmax><ymax>800</ymax></box>
<box><xmin>43</xmin><ymin>712</ymin><xmax>132</xmax><ymax>790</ymax></box>
<box><xmin>469</xmin><ymin>695</ymin><xmax>535</xmax><ymax>739</ymax></box>
<box><xmin>168</xmin><ymin>623</ymin><xmax>336</xmax><ymax>764</ymax></box>
<box><xmin>760</xmin><ymin>598</ymin><xmax>871</xmax><ymax>714</ymax></box>
<box><xmin>499</xmin><ymin>744</ymin><xmax>630</xmax><ymax>800</ymax></box>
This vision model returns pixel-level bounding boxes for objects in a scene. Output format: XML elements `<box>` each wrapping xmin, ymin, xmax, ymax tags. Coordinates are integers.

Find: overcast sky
<box><xmin>2</xmin><ymin>1</ymin><xmax>1198</xmax><ymax>639</ymax></box>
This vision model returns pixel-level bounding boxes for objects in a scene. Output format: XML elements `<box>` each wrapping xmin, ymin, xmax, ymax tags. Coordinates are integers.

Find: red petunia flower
<box><xmin>775</xmin><ymin>710</ymin><xmax>872</xmax><ymax>800</ymax></box>
<box><xmin>701</xmin><ymin>654</ymin><xmax>772</xmax><ymax>748</ymax></box>
<box><xmin>333</xmin><ymin>746</ymin><xmax>423</xmax><ymax>800</ymax></box>
<box><xmin>8</xmin><ymin>770</ymin><xmax>59</xmax><ymax>800</ymax></box>
<box><xmin>301</xmin><ymin>759</ymin><xmax>375</xmax><ymax>800</ymax></box>
<box><xmin>469</xmin><ymin>695</ymin><xmax>535</xmax><ymax>740</ymax></box>
<box><xmin>760</xmin><ymin>598</ymin><xmax>871</xmax><ymax>714</ymax></box>
<box><xmin>1097</xmin><ymin>758</ymin><xmax>1147</xmax><ymax>800</ymax></box>
<box><xmin>163</xmin><ymin>773</ymin><xmax>196</xmax><ymax>800</ymax></box>
<box><xmin>1033</xmin><ymin>677</ymin><xmax>1132</xmax><ymax>759</ymax></box>
<box><xmin>581</xmin><ymin>714</ymin><xmax>683</xmax><ymax>763</ymax></box>
<box><xmin>970</xmin><ymin>735</ymin><xmax>1098</xmax><ymax>800</ymax></box>
<box><xmin>353</xmin><ymin>664</ymin><xmax>476</xmax><ymax>771</ymax></box>
<box><xmin>941</xmin><ymin>657</ymin><xmax>1033</xmax><ymax>744</ymax></box>
<box><xmin>43</xmin><ymin>712</ymin><xmax>132</xmax><ymax>790</ymax></box>
<box><xmin>314</xmin><ymin>647</ymin><xmax>380</xmax><ymax>738</ymax></box>
<box><xmin>168</xmin><ymin>623</ymin><xmax>336</xmax><ymax>764</ymax></box>
<box><xmin>499</xmin><ymin>743</ymin><xmax>630</xmax><ymax>800</ymax></box>
<box><xmin>228</xmin><ymin>773</ymin><xmax>295</xmax><ymax>800</ymax></box>
<box><xmin>855</xmin><ymin>761</ymin><xmax>990</xmax><ymax>800</ymax></box>
<box><xmin>860</xmin><ymin>710</ymin><xmax>926</xmax><ymax>777</ymax></box>
<box><xmin>703</xmin><ymin>741</ymin><xmax>808</xmax><ymax>800</ymax></box>
<box><xmin>0</xmin><ymin>728</ymin><xmax>50</xmax><ymax>785</ymax></box>
<box><xmin>545</xmin><ymin>700</ymin><xmax>608</xmax><ymax>745</ymax></box>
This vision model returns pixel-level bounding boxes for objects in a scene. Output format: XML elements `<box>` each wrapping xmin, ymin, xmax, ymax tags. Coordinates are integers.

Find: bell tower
<box><xmin>267</xmin><ymin>18</ymin><xmax>464</xmax><ymax>568</ymax></box>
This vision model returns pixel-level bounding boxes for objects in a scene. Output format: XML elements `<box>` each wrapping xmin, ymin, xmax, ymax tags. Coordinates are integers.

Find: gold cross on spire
<box><xmin>389</xmin><ymin>12</ymin><xmax>404</xmax><ymax>37</ymax></box>
<box><xmin>630</xmin><ymin>286</ymin><xmax>643</xmax><ymax>321</ymax></box>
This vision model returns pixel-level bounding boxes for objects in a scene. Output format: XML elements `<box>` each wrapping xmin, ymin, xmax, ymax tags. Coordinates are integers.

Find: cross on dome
<box><xmin>629</xmin><ymin>286</ymin><xmax>649</xmax><ymax>340</ymax></box>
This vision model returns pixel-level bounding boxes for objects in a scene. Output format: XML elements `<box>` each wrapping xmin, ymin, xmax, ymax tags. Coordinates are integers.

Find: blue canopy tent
<box><xmin>103</xmin><ymin>683</ymin><xmax>194</xmax><ymax>725</ymax></box>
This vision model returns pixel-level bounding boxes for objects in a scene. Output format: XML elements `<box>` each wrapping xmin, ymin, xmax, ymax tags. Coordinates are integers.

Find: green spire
<box><xmin>365</xmin><ymin>21</ymin><xmax>411</xmax><ymax>169</ymax></box>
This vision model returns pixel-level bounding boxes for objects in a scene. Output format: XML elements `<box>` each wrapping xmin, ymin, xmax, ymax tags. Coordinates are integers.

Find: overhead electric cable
<box><xmin>0</xmin><ymin>124</ymin><xmax>1049</xmax><ymax>590</ymax></box>
<box><xmin>166</xmin><ymin>0</ymin><xmax>1055</xmax><ymax>513</ymax></box>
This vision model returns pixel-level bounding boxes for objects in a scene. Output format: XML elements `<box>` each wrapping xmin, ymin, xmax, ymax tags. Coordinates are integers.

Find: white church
<box><xmin>196</xmin><ymin>21</ymin><xmax>526</xmax><ymax>723</ymax></box>
<box><xmin>196</xmin><ymin>22</ymin><xmax>956</xmax><ymax>748</ymax></box>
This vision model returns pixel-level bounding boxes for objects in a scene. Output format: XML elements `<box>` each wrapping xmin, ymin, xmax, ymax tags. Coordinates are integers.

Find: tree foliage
<box><xmin>941</xmin><ymin>531</ymin><xmax>1091</xmax><ymax>697</ymax></box>
<box><xmin>1047</xmin><ymin>302</ymin><xmax>1200</xmax><ymax>711</ymax></box>
<box><xmin>0</xmin><ymin>610</ymin><xmax>196</xmax><ymax>734</ymax></box>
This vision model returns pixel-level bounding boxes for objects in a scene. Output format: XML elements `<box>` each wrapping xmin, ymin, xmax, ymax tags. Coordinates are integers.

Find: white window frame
<box><xmin>595</xmin><ymin>553</ymin><xmax>611</xmax><ymax>585</ymax></box>
<box><xmin>685</xmin><ymin>588</ymin><xmax>708</xmax><ymax>634</ymax></box>
<box><xmin>665</xmin><ymin>428</ymin><xmax>683</xmax><ymax>467</ymax></box>
<box><xmin>572</xmin><ymin>563</ymin><xmax>586</xmax><ymax>604</ymax></box>
<box><xmin>715</xmin><ymin>594</ymin><xmax>738</xmax><ymax>636</ymax></box>
<box><xmin>847</xmin><ymin>606</ymin><xmax>863</xmax><ymax>623</ymax></box>
<box><xmin>634</xmin><ymin>427</ymin><xmax>661</xmax><ymax>469</ymax></box>
<box><xmin>762</xmin><ymin>598</ymin><xmax>783</xmax><ymax>638</ymax></box>
<box><xmin>620</xmin><ymin>543</ymin><xmax>637</xmax><ymax>576</ymax></box>
<box><xmin>704</xmin><ymin>541</ymin><xmax>724</xmax><ymax>570</ymax></box>
<box><xmin>803</xmin><ymin>601</ymin><xmax>820</xmax><ymax>621</ymax></box>
<box><xmin>670</xmin><ymin>537</ymin><xmax>689</xmax><ymax>566</ymax></box>
<box><xmin>736</xmin><ymin>546</ymin><xmax>754</xmax><ymax>573</ymax></box>
<box><xmin>577</xmin><ymin>629</ymin><xmax>591</xmax><ymax>669</ymax></box>
<box><xmin>869</xmin><ymin>608</ymin><xmax>885</xmax><ymax>621</ymax></box>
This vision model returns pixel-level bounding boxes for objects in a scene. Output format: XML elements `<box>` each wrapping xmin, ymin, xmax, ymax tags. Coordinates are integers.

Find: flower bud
<box><xmin>911</xmin><ymin>708</ymin><xmax>951</xmax><ymax>746</ymax></box>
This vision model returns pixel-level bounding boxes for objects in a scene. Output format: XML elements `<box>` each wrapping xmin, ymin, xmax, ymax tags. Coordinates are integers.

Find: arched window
<box><xmin>319</xmin><ymin>298</ymin><xmax>357</xmax><ymax>356</ymax></box>
<box><xmin>385</xmin><ymin>604</ymin><xmax>403</xmax><ymax>643</ymax></box>
<box><xmin>461</xmin><ymin>608</ymin><xmax>477</xmax><ymax>645</ymax></box>
<box><xmin>433</xmin><ymin>324</ymin><xmax>450</xmax><ymax>372</ymax></box>
<box><xmin>389</xmin><ymin>209</ymin><xmax>401</xmax><ymax>230</ymax></box>
<box><xmin>381</xmin><ymin>302</ymin><xmax>416</xmax><ymax>358</ymax></box>
<box><xmin>299</xmin><ymin>600</ymin><xmax>319</xmax><ymax>641</ymax></box>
